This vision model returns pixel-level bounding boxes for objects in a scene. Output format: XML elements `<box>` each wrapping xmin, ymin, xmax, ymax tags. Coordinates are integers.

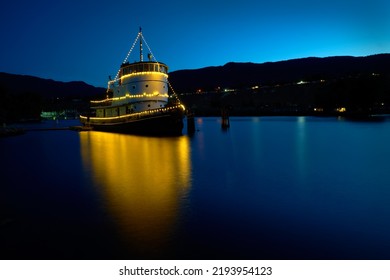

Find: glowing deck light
<box><xmin>80</xmin><ymin>104</ymin><xmax>185</xmax><ymax>121</ymax></box>
<box><xmin>90</xmin><ymin>92</ymin><xmax>169</xmax><ymax>104</ymax></box>
<box><xmin>336</xmin><ymin>107</ymin><xmax>346</xmax><ymax>113</ymax></box>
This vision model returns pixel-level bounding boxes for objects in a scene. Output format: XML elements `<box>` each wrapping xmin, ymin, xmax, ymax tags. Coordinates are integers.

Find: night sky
<box><xmin>1</xmin><ymin>0</ymin><xmax>389</xmax><ymax>87</ymax></box>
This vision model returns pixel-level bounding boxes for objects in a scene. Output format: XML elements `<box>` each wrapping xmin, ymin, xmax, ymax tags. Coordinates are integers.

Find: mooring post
<box><xmin>221</xmin><ymin>107</ymin><xmax>230</xmax><ymax>129</ymax></box>
<box><xmin>186</xmin><ymin>109</ymin><xmax>195</xmax><ymax>134</ymax></box>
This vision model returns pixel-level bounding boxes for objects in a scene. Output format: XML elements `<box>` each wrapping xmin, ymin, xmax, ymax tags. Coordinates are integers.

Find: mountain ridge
<box><xmin>0</xmin><ymin>72</ymin><xmax>106</xmax><ymax>98</ymax></box>
<box><xmin>0</xmin><ymin>72</ymin><xmax>106</xmax><ymax>121</ymax></box>
<box><xmin>169</xmin><ymin>54</ymin><xmax>390</xmax><ymax>92</ymax></box>
<box><xmin>1</xmin><ymin>54</ymin><xmax>389</xmax><ymax>96</ymax></box>
<box><xmin>1</xmin><ymin>53</ymin><xmax>390</xmax><ymax>120</ymax></box>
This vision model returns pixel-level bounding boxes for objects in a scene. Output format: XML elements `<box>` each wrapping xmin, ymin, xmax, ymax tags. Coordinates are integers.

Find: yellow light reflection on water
<box><xmin>79</xmin><ymin>132</ymin><xmax>191</xmax><ymax>257</ymax></box>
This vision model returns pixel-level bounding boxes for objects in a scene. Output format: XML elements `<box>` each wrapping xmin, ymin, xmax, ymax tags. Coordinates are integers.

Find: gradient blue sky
<box><xmin>1</xmin><ymin>0</ymin><xmax>389</xmax><ymax>87</ymax></box>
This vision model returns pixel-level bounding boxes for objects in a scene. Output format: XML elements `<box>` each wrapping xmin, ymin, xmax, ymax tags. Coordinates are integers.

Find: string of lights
<box><xmin>80</xmin><ymin>104</ymin><xmax>185</xmax><ymax>121</ymax></box>
<box><xmin>114</xmin><ymin>32</ymin><xmax>141</xmax><ymax>80</ymax></box>
<box><xmin>168</xmin><ymin>81</ymin><xmax>182</xmax><ymax>104</ymax></box>
<box><xmin>113</xmin><ymin>30</ymin><xmax>160</xmax><ymax>81</ymax></box>
<box><xmin>140</xmin><ymin>32</ymin><xmax>158</xmax><ymax>63</ymax></box>
<box><xmin>121</xmin><ymin>71</ymin><xmax>168</xmax><ymax>79</ymax></box>
<box><xmin>90</xmin><ymin>92</ymin><xmax>169</xmax><ymax>104</ymax></box>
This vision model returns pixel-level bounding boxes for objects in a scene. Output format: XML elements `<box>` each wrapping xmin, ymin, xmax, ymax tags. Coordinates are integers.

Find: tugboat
<box><xmin>80</xmin><ymin>28</ymin><xmax>185</xmax><ymax>135</ymax></box>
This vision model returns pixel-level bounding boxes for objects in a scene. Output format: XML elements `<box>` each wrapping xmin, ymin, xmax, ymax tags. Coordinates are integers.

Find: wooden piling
<box><xmin>221</xmin><ymin>107</ymin><xmax>230</xmax><ymax>129</ymax></box>
<box><xmin>186</xmin><ymin>110</ymin><xmax>195</xmax><ymax>134</ymax></box>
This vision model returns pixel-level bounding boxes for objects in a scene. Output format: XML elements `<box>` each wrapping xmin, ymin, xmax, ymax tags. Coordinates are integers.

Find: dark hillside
<box><xmin>171</xmin><ymin>54</ymin><xmax>390</xmax><ymax>116</ymax></box>
<box><xmin>0</xmin><ymin>73</ymin><xmax>105</xmax><ymax>122</ymax></box>
<box><xmin>169</xmin><ymin>54</ymin><xmax>390</xmax><ymax>92</ymax></box>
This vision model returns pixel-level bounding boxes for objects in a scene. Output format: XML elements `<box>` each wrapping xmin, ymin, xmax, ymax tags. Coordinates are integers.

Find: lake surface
<box><xmin>1</xmin><ymin>116</ymin><xmax>390</xmax><ymax>259</ymax></box>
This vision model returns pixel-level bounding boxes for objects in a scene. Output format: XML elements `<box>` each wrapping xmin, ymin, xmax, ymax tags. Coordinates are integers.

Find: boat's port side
<box><xmin>80</xmin><ymin>104</ymin><xmax>185</xmax><ymax>125</ymax></box>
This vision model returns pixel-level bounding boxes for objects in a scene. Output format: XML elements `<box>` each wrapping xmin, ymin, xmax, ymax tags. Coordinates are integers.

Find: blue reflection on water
<box><xmin>1</xmin><ymin>117</ymin><xmax>390</xmax><ymax>259</ymax></box>
<box><xmin>180</xmin><ymin>116</ymin><xmax>390</xmax><ymax>259</ymax></box>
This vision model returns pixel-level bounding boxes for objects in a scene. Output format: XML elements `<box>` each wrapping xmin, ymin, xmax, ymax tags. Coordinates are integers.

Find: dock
<box><xmin>69</xmin><ymin>126</ymin><xmax>93</xmax><ymax>131</ymax></box>
<box><xmin>0</xmin><ymin>127</ymin><xmax>25</xmax><ymax>137</ymax></box>
<box><xmin>1</xmin><ymin>125</ymin><xmax>93</xmax><ymax>136</ymax></box>
<box><xmin>26</xmin><ymin>126</ymin><xmax>93</xmax><ymax>132</ymax></box>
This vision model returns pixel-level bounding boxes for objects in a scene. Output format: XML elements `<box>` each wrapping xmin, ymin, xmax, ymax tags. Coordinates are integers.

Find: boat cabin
<box><xmin>120</xmin><ymin>61</ymin><xmax>168</xmax><ymax>77</ymax></box>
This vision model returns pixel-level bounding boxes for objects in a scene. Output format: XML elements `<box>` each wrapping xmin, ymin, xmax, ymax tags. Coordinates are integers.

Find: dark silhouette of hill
<box><xmin>0</xmin><ymin>72</ymin><xmax>105</xmax><ymax>99</ymax></box>
<box><xmin>170</xmin><ymin>54</ymin><xmax>390</xmax><ymax>116</ymax></box>
<box><xmin>0</xmin><ymin>73</ymin><xmax>105</xmax><ymax>122</ymax></box>
<box><xmin>1</xmin><ymin>54</ymin><xmax>390</xmax><ymax>120</ymax></box>
<box><xmin>169</xmin><ymin>54</ymin><xmax>390</xmax><ymax>92</ymax></box>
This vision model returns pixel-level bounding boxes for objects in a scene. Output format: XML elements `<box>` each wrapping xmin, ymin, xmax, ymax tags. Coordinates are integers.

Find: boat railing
<box><xmin>123</xmin><ymin>104</ymin><xmax>184</xmax><ymax>121</ymax></box>
<box><xmin>80</xmin><ymin>104</ymin><xmax>185</xmax><ymax>124</ymax></box>
<box><xmin>90</xmin><ymin>100</ymin><xmax>113</xmax><ymax>108</ymax></box>
<box><xmin>120</xmin><ymin>62</ymin><xmax>168</xmax><ymax>76</ymax></box>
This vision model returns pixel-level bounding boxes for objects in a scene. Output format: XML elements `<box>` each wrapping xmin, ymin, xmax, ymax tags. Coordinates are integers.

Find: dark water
<box><xmin>1</xmin><ymin>116</ymin><xmax>390</xmax><ymax>259</ymax></box>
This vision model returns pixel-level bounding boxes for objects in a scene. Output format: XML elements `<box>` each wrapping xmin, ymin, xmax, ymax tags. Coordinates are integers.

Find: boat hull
<box><xmin>80</xmin><ymin>109</ymin><xmax>184</xmax><ymax>136</ymax></box>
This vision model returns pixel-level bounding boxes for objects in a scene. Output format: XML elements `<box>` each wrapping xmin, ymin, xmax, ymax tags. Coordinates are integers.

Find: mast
<box><xmin>139</xmin><ymin>27</ymin><xmax>143</xmax><ymax>62</ymax></box>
